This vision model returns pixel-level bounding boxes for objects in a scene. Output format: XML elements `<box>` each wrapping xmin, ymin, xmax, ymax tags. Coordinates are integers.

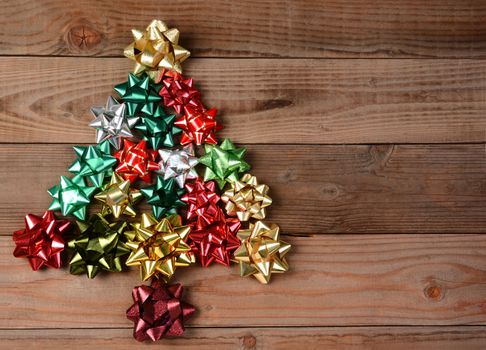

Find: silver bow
<box><xmin>157</xmin><ymin>145</ymin><xmax>198</xmax><ymax>188</ymax></box>
<box><xmin>89</xmin><ymin>96</ymin><xmax>139</xmax><ymax>149</ymax></box>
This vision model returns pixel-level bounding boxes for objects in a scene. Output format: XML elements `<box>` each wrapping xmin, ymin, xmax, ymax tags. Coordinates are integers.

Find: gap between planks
<box><xmin>1</xmin><ymin>326</ymin><xmax>486</xmax><ymax>349</ymax></box>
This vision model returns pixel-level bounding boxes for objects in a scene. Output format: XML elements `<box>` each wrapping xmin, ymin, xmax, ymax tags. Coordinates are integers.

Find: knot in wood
<box><xmin>424</xmin><ymin>284</ymin><xmax>444</xmax><ymax>301</ymax></box>
<box><xmin>64</xmin><ymin>19</ymin><xmax>102</xmax><ymax>53</ymax></box>
<box><xmin>242</xmin><ymin>333</ymin><xmax>257</xmax><ymax>350</ymax></box>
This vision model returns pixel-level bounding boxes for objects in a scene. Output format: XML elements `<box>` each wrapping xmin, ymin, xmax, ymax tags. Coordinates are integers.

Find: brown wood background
<box><xmin>1</xmin><ymin>1</ymin><xmax>486</xmax><ymax>349</ymax></box>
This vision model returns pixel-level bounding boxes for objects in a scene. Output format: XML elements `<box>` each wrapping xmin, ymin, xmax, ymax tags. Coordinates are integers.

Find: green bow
<box><xmin>68</xmin><ymin>213</ymin><xmax>130</xmax><ymax>278</ymax></box>
<box><xmin>68</xmin><ymin>140</ymin><xmax>116</xmax><ymax>188</ymax></box>
<box><xmin>114</xmin><ymin>73</ymin><xmax>161</xmax><ymax>117</ymax></box>
<box><xmin>135</xmin><ymin>113</ymin><xmax>181</xmax><ymax>149</ymax></box>
<box><xmin>47</xmin><ymin>175</ymin><xmax>97</xmax><ymax>221</ymax></box>
<box><xmin>199</xmin><ymin>139</ymin><xmax>251</xmax><ymax>189</ymax></box>
<box><xmin>140</xmin><ymin>176</ymin><xmax>186</xmax><ymax>219</ymax></box>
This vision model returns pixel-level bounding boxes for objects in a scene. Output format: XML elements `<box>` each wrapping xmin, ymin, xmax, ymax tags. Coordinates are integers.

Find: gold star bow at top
<box><xmin>124</xmin><ymin>19</ymin><xmax>190</xmax><ymax>80</ymax></box>
<box><xmin>94</xmin><ymin>173</ymin><xmax>142</xmax><ymax>219</ymax></box>
<box><xmin>125</xmin><ymin>213</ymin><xmax>194</xmax><ymax>281</ymax></box>
<box><xmin>233</xmin><ymin>221</ymin><xmax>291</xmax><ymax>284</ymax></box>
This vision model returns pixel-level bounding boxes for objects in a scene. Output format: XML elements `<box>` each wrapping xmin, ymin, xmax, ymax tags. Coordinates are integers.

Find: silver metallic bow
<box><xmin>89</xmin><ymin>96</ymin><xmax>139</xmax><ymax>149</ymax></box>
<box><xmin>157</xmin><ymin>145</ymin><xmax>198</xmax><ymax>188</ymax></box>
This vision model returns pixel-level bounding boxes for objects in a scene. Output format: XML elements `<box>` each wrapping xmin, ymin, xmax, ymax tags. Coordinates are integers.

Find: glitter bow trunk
<box><xmin>127</xmin><ymin>280</ymin><xmax>195</xmax><ymax>341</ymax></box>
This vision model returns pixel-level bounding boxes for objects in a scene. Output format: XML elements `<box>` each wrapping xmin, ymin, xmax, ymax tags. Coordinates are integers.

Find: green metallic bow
<box><xmin>135</xmin><ymin>113</ymin><xmax>181</xmax><ymax>149</ymax></box>
<box><xmin>140</xmin><ymin>176</ymin><xmax>186</xmax><ymax>219</ymax></box>
<box><xmin>114</xmin><ymin>73</ymin><xmax>161</xmax><ymax>117</ymax></box>
<box><xmin>47</xmin><ymin>175</ymin><xmax>97</xmax><ymax>221</ymax></box>
<box><xmin>68</xmin><ymin>213</ymin><xmax>130</xmax><ymax>278</ymax></box>
<box><xmin>68</xmin><ymin>140</ymin><xmax>116</xmax><ymax>188</ymax></box>
<box><xmin>199</xmin><ymin>139</ymin><xmax>251</xmax><ymax>189</ymax></box>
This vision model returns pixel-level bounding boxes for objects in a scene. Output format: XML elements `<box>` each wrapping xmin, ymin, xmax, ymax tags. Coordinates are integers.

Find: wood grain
<box><xmin>1</xmin><ymin>327</ymin><xmax>486</xmax><ymax>349</ymax></box>
<box><xmin>1</xmin><ymin>57</ymin><xmax>486</xmax><ymax>144</ymax></box>
<box><xmin>1</xmin><ymin>143</ymin><xmax>486</xmax><ymax>235</ymax></box>
<box><xmin>1</xmin><ymin>0</ymin><xmax>486</xmax><ymax>58</ymax></box>
<box><xmin>2</xmin><ymin>234</ymin><xmax>486</xmax><ymax>328</ymax></box>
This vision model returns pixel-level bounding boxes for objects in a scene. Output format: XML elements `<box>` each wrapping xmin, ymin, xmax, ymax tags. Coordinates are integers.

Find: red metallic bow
<box><xmin>114</xmin><ymin>139</ymin><xmax>159</xmax><ymax>183</ymax></box>
<box><xmin>181</xmin><ymin>179</ymin><xmax>220</xmax><ymax>228</ymax></box>
<box><xmin>188</xmin><ymin>211</ymin><xmax>241</xmax><ymax>267</ymax></box>
<box><xmin>158</xmin><ymin>71</ymin><xmax>203</xmax><ymax>114</ymax></box>
<box><xmin>175</xmin><ymin>106</ymin><xmax>222</xmax><ymax>145</ymax></box>
<box><xmin>127</xmin><ymin>280</ymin><xmax>195</xmax><ymax>341</ymax></box>
<box><xmin>181</xmin><ymin>179</ymin><xmax>241</xmax><ymax>266</ymax></box>
<box><xmin>12</xmin><ymin>210</ymin><xmax>71</xmax><ymax>271</ymax></box>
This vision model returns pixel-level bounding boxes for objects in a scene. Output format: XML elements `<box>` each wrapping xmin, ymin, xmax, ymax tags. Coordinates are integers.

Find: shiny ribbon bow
<box><xmin>125</xmin><ymin>214</ymin><xmax>194</xmax><ymax>281</ymax></box>
<box><xmin>199</xmin><ymin>139</ymin><xmax>251</xmax><ymax>189</ymax></box>
<box><xmin>140</xmin><ymin>176</ymin><xmax>186</xmax><ymax>219</ymax></box>
<box><xmin>159</xmin><ymin>71</ymin><xmax>203</xmax><ymax>114</ymax></box>
<box><xmin>233</xmin><ymin>221</ymin><xmax>291</xmax><ymax>284</ymax></box>
<box><xmin>157</xmin><ymin>145</ymin><xmax>198</xmax><ymax>188</ymax></box>
<box><xmin>189</xmin><ymin>210</ymin><xmax>241</xmax><ymax>267</ymax></box>
<box><xmin>175</xmin><ymin>106</ymin><xmax>221</xmax><ymax>146</ymax></box>
<box><xmin>124</xmin><ymin>19</ymin><xmax>190</xmax><ymax>80</ymax></box>
<box><xmin>68</xmin><ymin>214</ymin><xmax>130</xmax><ymax>278</ymax></box>
<box><xmin>94</xmin><ymin>172</ymin><xmax>143</xmax><ymax>218</ymax></box>
<box><xmin>181</xmin><ymin>179</ymin><xmax>221</xmax><ymax>229</ymax></box>
<box><xmin>68</xmin><ymin>140</ymin><xmax>116</xmax><ymax>188</ymax></box>
<box><xmin>114</xmin><ymin>73</ymin><xmax>162</xmax><ymax>117</ymax></box>
<box><xmin>89</xmin><ymin>96</ymin><xmax>139</xmax><ymax>150</ymax></box>
<box><xmin>13</xmin><ymin>211</ymin><xmax>71</xmax><ymax>271</ymax></box>
<box><xmin>127</xmin><ymin>280</ymin><xmax>195</xmax><ymax>341</ymax></box>
<box><xmin>115</xmin><ymin>139</ymin><xmax>159</xmax><ymax>183</ymax></box>
<box><xmin>135</xmin><ymin>112</ymin><xmax>181</xmax><ymax>149</ymax></box>
<box><xmin>48</xmin><ymin>175</ymin><xmax>97</xmax><ymax>221</ymax></box>
<box><xmin>221</xmin><ymin>174</ymin><xmax>272</xmax><ymax>221</ymax></box>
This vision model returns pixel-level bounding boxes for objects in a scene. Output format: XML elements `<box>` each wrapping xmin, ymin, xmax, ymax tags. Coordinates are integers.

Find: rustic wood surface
<box><xmin>1</xmin><ymin>144</ymin><xmax>486</xmax><ymax>234</ymax></box>
<box><xmin>1</xmin><ymin>1</ymin><xmax>485</xmax><ymax>348</ymax></box>
<box><xmin>2</xmin><ymin>234</ymin><xmax>486</xmax><ymax>328</ymax></box>
<box><xmin>2</xmin><ymin>327</ymin><xmax>486</xmax><ymax>350</ymax></box>
<box><xmin>1</xmin><ymin>0</ymin><xmax>486</xmax><ymax>58</ymax></box>
<box><xmin>1</xmin><ymin>58</ymin><xmax>486</xmax><ymax>144</ymax></box>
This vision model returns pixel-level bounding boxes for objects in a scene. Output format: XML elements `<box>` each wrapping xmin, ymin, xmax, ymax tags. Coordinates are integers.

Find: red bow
<box><xmin>175</xmin><ymin>106</ymin><xmax>222</xmax><ymax>145</ymax></box>
<box><xmin>159</xmin><ymin>71</ymin><xmax>203</xmax><ymax>114</ymax></box>
<box><xmin>13</xmin><ymin>211</ymin><xmax>71</xmax><ymax>271</ymax></box>
<box><xmin>114</xmin><ymin>139</ymin><xmax>159</xmax><ymax>183</ymax></box>
<box><xmin>127</xmin><ymin>280</ymin><xmax>196</xmax><ymax>341</ymax></box>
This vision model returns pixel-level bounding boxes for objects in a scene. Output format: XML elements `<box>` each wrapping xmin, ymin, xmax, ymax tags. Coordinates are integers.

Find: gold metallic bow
<box><xmin>221</xmin><ymin>174</ymin><xmax>272</xmax><ymax>221</ymax></box>
<box><xmin>125</xmin><ymin>213</ymin><xmax>194</xmax><ymax>281</ymax></box>
<box><xmin>94</xmin><ymin>173</ymin><xmax>142</xmax><ymax>219</ymax></box>
<box><xmin>124</xmin><ymin>19</ymin><xmax>190</xmax><ymax>80</ymax></box>
<box><xmin>234</xmin><ymin>221</ymin><xmax>290</xmax><ymax>284</ymax></box>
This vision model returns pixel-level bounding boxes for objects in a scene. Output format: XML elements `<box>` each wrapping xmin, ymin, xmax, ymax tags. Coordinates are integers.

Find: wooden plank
<box><xmin>1</xmin><ymin>143</ymin><xmax>486</xmax><ymax>235</ymax></box>
<box><xmin>1</xmin><ymin>0</ymin><xmax>486</xmax><ymax>58</ymax></box>
<box><xmin>1</xmin><ymin>57</ymin><xmax>485</xmax><ymax>144</ymax></box>
<box><xmin>1</xmin><ymin>234</ymin><xmax>486</xmax><ymax>328</ymax></box>
<box><xmin>1</xmin><ymin>327</ymin><xmax>486</xmax><ymax>349</ymax></box>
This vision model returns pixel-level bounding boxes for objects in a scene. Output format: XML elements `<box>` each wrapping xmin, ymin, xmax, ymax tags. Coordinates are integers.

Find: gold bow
<box><xmin>221</xmin><ymin>174</ymin><xmax>272</xmax><ymax>221</ymax></box>
<box><xmin>94</xmin><ymin>173</ymin><xmax>142</xmax><ymax>218</ymax></box>
<box><xmin>233</xmin><ymin>221</ymin><xmax>290</xmax><ymax>284</ymax></box>
<box><xmin>125</xmin><ymin>213</ymin><xmax>194</xmax><ymax>281</ymax></box>
<box><xmin>124</xmin><ymin>19</ymin><xmax>190</xmax><ymax>80</ymax></box>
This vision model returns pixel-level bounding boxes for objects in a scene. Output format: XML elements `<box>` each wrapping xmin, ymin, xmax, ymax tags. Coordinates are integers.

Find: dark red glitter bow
<box><xmin>127</xmin><ymin>280</ymin><xmax>196</xmax><ymax>341</ymax></box>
